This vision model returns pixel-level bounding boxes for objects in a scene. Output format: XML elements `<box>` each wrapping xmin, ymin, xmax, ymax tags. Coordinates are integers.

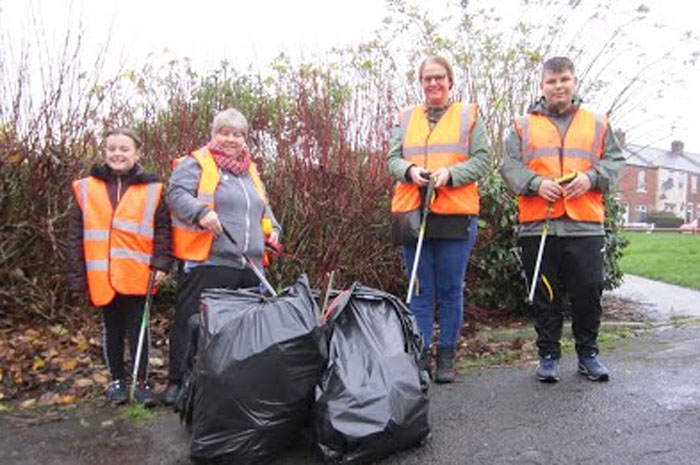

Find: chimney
<box><xmin>671</xmin><ymin>140</ymin><xmax>684</xmax><ymax>155</ymax></box>
<box><xmin>614</xmin><ymin>129</ymin><xmax>626</xmax><ymax>147</ymax></box>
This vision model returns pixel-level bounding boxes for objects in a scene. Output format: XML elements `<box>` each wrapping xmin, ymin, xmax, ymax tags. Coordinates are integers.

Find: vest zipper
<box><xmin>547</xmin><ymin>110</ymin><xmax>577</xmax><ymax>177</ymax></box>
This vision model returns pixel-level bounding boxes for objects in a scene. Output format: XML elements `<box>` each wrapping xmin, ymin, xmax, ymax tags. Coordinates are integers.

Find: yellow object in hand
<box><xmin>262</xmin><ymin>217</ymin><xmax>273</xmax><ymax>237</ymax></box>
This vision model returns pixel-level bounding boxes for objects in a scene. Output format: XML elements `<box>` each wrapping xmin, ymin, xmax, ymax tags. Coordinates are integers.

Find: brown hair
<box><xmin>104</xmin><ymin>127</ymin><xmax>143</xmax><ymax>150</ymax></box>
<box><xmin>542</xmin><ymin>57</ymin><xmax>575</xmax><ymax>76</ymax></box>
<box><xmin>418</xmin><ymin>55</ymin><xmax>454</xmax><ymax>90</ymax></box>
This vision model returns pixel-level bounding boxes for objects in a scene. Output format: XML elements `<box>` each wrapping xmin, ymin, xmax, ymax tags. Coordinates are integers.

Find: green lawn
<box><xmin>620</xmin><ymin>231</ymin><xmax>700</xmax><ymax>289</ymax></box>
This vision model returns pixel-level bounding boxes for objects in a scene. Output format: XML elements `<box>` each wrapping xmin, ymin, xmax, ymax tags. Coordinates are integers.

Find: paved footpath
<box><xmin>606</xmin><ymin>274</ymin><xmax>700</xmax><ymax>321</ymax></box>
<box><xmin>2</xmin><ymin>275</ymin><xmax>699</xmax><ymax>465</ymax></box>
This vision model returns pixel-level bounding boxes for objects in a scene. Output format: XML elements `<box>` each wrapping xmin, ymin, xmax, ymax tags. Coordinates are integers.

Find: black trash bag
<box><xmin>314</xmin><ymin>283</ymin><xmax>430</xmax><ymax>464</ymax></box>
<box><xmin>189</xmin><ymin>275</ymin><xmax>326</xmax><ymax>465</ymax></box>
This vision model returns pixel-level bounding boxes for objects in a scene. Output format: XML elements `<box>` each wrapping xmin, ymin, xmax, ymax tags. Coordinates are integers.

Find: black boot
<box><xmin>163</xmin><ymin>382</ymin><xmax>180</xmax><ymax>406</ymax></box>
<box><xmin>435</xmin><ymin>346</ymin><xmax>456</xmax><ymax>384</ymax></box>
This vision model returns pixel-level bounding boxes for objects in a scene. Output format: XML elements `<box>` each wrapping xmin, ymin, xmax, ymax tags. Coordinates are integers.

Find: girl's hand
<box><xmin>199</xmin><ymin>211</ymin><xmax>222</xmax><ymax>236</ymax></box>
<box><xmin>154</xmin><ymin>270</ymin><xmax>167</xmax><ymax>286</ymax></box>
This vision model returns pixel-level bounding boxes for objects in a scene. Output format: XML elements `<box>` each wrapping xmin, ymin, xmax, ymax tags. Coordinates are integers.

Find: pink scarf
<box><xmin>207</xmin><ymin>141</ymin><xmax>252</xmax><ymax>175</ymax></box>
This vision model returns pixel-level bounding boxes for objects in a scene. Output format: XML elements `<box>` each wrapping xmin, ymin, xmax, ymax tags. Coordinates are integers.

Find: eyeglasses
<box><xmin>421</xmin><ymin>74</ymin><xmax>447</xmax><ymax>84</ymax></box>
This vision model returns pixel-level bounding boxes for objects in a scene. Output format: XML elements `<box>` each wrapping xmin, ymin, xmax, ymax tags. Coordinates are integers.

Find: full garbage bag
<box><xmin>188</xmin><ymin>275</ymin><xmax>326</xmax><ymax>465</ymax></box>
<box><xmin>314</xmin><ymin>283</ymin><xmax>430</xmax><ymax>464</ymax></box>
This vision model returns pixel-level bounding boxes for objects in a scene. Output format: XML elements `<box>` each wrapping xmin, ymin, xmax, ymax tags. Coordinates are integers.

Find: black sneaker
<box><xmin>578</xmin><ymin>354</ymin><xmax>610</xmax><ymax>382</ymax></box>
<box><xmin>106</xmin><ymin>379</ymin><xmax>128</xmax><ymax>405</ymax></box>
<box><xmin>134</xmin><ymin>382</ymin><xmax>158</xmax><ymax>407</ymax></box>
<box><xmin>163</xmin><ymin>382</ymin><xmax>180</xmax><ymax>407</ymax></box>
<box><xmin>536</xmin><ymin>355</ymin><xmax>560</xmax><ymax>383</ymax></box>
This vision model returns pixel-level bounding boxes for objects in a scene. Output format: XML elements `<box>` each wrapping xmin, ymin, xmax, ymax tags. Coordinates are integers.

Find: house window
<box><xmin>664</xmin><ymin>203</ymin><xmax>676</xmax><ymax>212</ymax></box>
<box><xmin>688</xmin><ymin>203</ymin><xmax>694</xmax><ymax>222</ymax></box>
<box><xmin>636</xmin><ymin>171</ymin><xmax>646</xmax><ymax>192</ymax></box>
<box><xmin>693</xmin><ymin>176</ymin><xmax>698</xmax><ymax>195</ymax></box>
<box><xmin>636</xmin><ymin>204</ymin><xmax>647</xmax><ymax>221</ymax></box>
<box><xmin>679</xmin><ymin>174</ymin><xmax>685</xmax><ymax>189</ymax></box>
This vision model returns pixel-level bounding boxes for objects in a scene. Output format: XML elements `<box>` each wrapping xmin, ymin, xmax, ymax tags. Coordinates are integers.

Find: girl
<box><xmin>67</xmin><ymin>127</ymin><xmax>172</xmax><ymax>406</ymax></box>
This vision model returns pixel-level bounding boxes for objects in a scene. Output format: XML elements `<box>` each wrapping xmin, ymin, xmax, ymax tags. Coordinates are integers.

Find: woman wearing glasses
<box><xmin>387</xmin><ymin>55</ymin><xmax>492</xmax><ymax>383</ymax></box>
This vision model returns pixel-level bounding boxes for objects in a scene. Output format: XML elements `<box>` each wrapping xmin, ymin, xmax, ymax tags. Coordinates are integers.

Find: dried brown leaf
<box><xmin>19</xmin><ymin>398</ymin><xmax>36</xmax><ymax>409</ymax></box>
<box><xmin>60</xmin><ymin>359</ymin><xmax>78</xmax><ymax>371</ymax></box>
<box><xmin>31</xmin><ymin>357</ymin><xmax>46</xmax><ymax>371</ymax></box>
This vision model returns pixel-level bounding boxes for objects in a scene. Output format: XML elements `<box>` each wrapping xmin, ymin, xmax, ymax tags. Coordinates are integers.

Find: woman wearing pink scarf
<box><xmin>164</xmin><ymin>108</ymin><xmax>281</xmax><ymax>405</ymax></box>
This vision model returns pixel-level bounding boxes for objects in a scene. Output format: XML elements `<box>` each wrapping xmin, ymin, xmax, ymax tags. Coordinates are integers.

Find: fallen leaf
<box><xmin>31</xmin><ymin>357</ymin><xmax>46</xmax><ymax>371</ymax></box>
<box><xmin>150</xmin><ymin>357</ymin><xmax>164</xmax><ymax>368</ymax></box>
<box><xmin>19</xmin><ymin>398</ymin><xmax>36</xmax><ymax>409</ymax></box>
<box><xmin>50</xmin><ymin>325</ymin><xmax>69</xmax><ymax>336</ymax></box>
<box><xmin>74</xmin><ymin>378</ymin><xmax>94</xmax><ymax>388</ymax></box>
<box><xmin>37</xmin><ymin>392</ymin><xmax>60</xmax><ymax>406</ymax></box>
<box><xmin>45</xmin><ymin>348</ymin><xmax>59</xmax><ymax>359</ymax></box>
<box><xmin>60</xmin><ymin>359</ymin><xmax>78</xmax><ymax>371</ymax></box>
<box><xmin>92</xmin><ymin>373</ymin><xmax>109</xmax><ymax>384</ymax></box>
<box><xmin>59</xmin><ymin>395</ymin><xmax>77</xmax><ymax>404</ymax></box>
<box><xmin>0</xmin><ymin>404</ymin><xmax>7</xmax><ymax>412</ymax></box>
<box><xmin>75</xmin><ymin>340</ymin><xmax>90</xmax><ymax>352</ymax></box>
<box><xmin>101</xmin><ymin>420</ymin><xmax>114</xmax><ymax>427</ymax></box>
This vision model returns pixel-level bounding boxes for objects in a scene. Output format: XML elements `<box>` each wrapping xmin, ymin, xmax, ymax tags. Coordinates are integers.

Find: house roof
<box><xmin>624</xmin><ymin>143</ymin><xmax>700</xmax><ymax>174</ymax></box>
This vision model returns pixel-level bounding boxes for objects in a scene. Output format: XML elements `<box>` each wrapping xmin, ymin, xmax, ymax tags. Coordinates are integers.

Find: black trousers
<box><xmin>168</xmin><ymin>265</ymin><xmax>258</xmax><ymax>383</ymax></box>
<box><xmin>520</xmin><ymin>235</ymin><xmax>605</xmax><ymax>358</ymax></box>
<box><xmin>101</xmin><ymin>294</ymin><xmax>149</xmax><ymax>382</ymax></box>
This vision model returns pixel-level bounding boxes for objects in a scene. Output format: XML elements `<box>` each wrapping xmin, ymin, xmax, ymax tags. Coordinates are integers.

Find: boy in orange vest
<box><xmin>500</xmin><ymin>57</ymin><xmax>624</xmax><ymax>383</ymax></box>
<box><xmin>67</xmin><ymin>127</ymin><xmax>172</xmax><ymax>405</ymax></box>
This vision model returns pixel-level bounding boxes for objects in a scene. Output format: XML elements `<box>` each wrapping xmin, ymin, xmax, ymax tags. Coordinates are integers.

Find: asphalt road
<box><xmin>3</xmin><ymin>323</ymin><xmax>699</xmax><ymax>465</ymax></box>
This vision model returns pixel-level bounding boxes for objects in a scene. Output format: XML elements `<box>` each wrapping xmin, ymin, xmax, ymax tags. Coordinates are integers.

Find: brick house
<box><xmin>617</xmin><ymin>136</ymin><xmax>700</xmax><ymax>224</ymax></box>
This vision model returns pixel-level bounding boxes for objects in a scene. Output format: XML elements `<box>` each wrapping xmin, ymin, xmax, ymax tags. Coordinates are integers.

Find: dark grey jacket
<box><xmin>499</xmin><ymin>97</ymin><xmax>625</xmax><ymax>236</ymax></box>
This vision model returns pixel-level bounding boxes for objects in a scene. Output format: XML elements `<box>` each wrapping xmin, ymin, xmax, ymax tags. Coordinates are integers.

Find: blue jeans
<box><xmin>402</xmin><ymin>217</ymin><xmax>478</xmax><ymax>349</ymax></box>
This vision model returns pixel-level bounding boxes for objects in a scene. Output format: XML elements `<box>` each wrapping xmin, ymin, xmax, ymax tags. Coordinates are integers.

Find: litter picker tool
<box><xmin>221</xmin><ymin>225</ymin><xmax>278</xmax><ymax>296</ymax></box>
<box><xmin>527</xmin><ymin>170</ymin><xmax>577</xmax><ymax>304</ymax></box>
<box><xmin>406</xmin><ymin>177</ymin><xmax>435</xmax><ymax>304</ymax></box>
<box><xmin>129</xmin><ymin>268</ymin><xmax>157</xmax><ymax>403</ymax></box>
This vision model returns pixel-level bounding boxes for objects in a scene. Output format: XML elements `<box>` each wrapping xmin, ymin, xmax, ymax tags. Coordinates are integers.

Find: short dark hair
<box><xmin>105</xmin><ymin>127</ymin><xmax>143</xmax><ymax>149</ymax></box>
<box><xmin>542</xmin><ymin>57</ymin><xmax>575</xmax><ymax>76</ymax></box>
<box><xmin>419</xmin><ymin>55</ymin><xmax>454</xmax><ymax>90</ymax></box>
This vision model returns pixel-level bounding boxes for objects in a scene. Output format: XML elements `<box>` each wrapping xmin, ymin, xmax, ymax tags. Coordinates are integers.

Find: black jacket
<box><xmin>66</xmin><ymin>163</ymin><xmax>172</xmax><ymax>294</ymax></box>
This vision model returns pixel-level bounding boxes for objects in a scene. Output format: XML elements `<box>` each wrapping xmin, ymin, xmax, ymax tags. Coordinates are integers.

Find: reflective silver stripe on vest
<box><xmin>590</xmin><ymin>114</ymin><xmax>605</xmax><ymax>164</ymax></box>
<box><xmin>402</xmin><ymin>103</ymin><xmax>471</xmax><ymax>157</ymax></box>
<box><xmin>521</xmin><ymin>115</ymin><xmax>530</xmax><ymax>159</ymax></box>
<box><xmin>86</xmin><ymin>259</ymin><xmax>108</xmax><ymax>271</ymax></box>
<box><xmin>110</xmin><ymin>248</ymin><xmax>151</xmax><ymax>265</ymax></box>
<box><xmin>84</xmin><ymin>229</ymin><xmax>109</xmax><ymax>240</ymax></box>
<box><xmin>522</xmin><ymin>114</ymin><xmax>596</xmax><ymax>163</ymax></box>
<box><xmin>526</xmin><ymin>147</ymin><xmax>595</xmax><ymax>161</ymax></box>
<box><xmin>400</xmin><ymin>108</ymin><xmax>414</xmax><ymax>146</ymax></box>
<box><xmin>112</xmin><ymin>219</ymin><xmax>140</xmax><ymax>234</ymax></box>
<box><xmin>403</xmin><ymin>143</ymin><xmax>471</xmax><ymax>157</ymax></box>
<box><xmin>78</xmin><ymin>178</ymin><xmax>88</xmax><ymax>211</ymax></box>
<box><xmin>138</xmin><ymin>183</ymin><xmax>159</xmax><ymax>237</ymax></box>
<box><xmin>459</xmin><ymin>103</ymin><xmax>474</xmax><ymax>144</ymax></box>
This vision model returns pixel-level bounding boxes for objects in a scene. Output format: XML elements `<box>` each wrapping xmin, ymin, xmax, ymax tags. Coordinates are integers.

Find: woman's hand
<box><xmin>199</xmin><ymin>211</ymin><xmax>222</xmax><ymax>236</ymax></box>
<box><xmin>431</xmin><ymin>168</ymin><xmax>451</xmax><ymax>188</ymax></box>
<box><xmin>408</xmin><ymin>166</ymin><xmax>431</xmax><ymax>186</ymax></box>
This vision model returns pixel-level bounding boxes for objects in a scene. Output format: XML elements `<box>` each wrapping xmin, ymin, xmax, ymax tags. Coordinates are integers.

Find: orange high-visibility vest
<box><xmin>72</xmin><ymin>177</ymin><xmax>163</xmax><ymax>307</ymax></box>
<box><xmin>515</xmin><ymin>108</ymin><xmax>607</xmax><ymax>223</ymax></box>
<box><xmin>390</xmin><ymin>102</ymin><xmax>480</xmax><ymax>215</ymax></box>
<box><xmin>171</xmin><ymin>147</ymin><xmax>268</xmax><ymax>261</ymax></box>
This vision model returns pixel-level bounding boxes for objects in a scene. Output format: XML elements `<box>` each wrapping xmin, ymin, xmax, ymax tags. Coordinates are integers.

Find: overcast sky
<box><xmin>2</xmin><ymin>0</ymin><xmax>699</xmax><ymax>153</ymax></box>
